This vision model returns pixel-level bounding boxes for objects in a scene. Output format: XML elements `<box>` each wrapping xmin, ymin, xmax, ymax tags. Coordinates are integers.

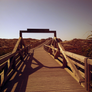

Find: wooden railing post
<box><xmin>63</xmin><ymin>55</ymin><xmax>67</xmax><ymax>68</ymax></box>
<box><xmin>85</xmin><ymin>57</ymin><xmax>88</xmax><ymax>90</ymax></box>
<box><xmin>7</xmin><ymin>59</ymin><xmax>10</xmax><ymax>68</ymax></box>
<box><xmin>48</xmin><ymin>48</ymin><xmax>52</xmax><ymax>54</ymax></box>
<box><xmin>54</xmin><ymin>50</ymin><xmax>60</xmax><ymax>59</ymax></box>
<box><xmin>12</xmin><ymin>37</ymin><xmax>22</xmax><ymax>53</ymax></box>
<box><xmin>88</xmin><ymin>64</ymin><xmax>91</xmax><ymax>92</ymax></box>
<box><xmin>12</xmin><ymin>57</ymin><xmax>16</xmax><ymax>70</ymax></box>
<box><xmin>0</xmin><ymin>70</ymin><xmax>4</xmax><ymax>87</ymax></box>
<box><xmin>58</xmin><ymin>42</ymin><xmax>84</xmax><ymax>83</ymax></box>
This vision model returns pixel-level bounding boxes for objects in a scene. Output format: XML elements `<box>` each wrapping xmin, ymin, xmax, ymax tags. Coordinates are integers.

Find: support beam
<box><xmin>20</xmin><ymin>29</ymin><xmax>56</xmax><ymax>38</ymax></box>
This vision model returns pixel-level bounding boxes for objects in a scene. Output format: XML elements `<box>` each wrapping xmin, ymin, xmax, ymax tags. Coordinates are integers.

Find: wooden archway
<box><xmin>20</xmin><ymin>29</ymin><xmax>56</xmax><ymax>38</ymax></box>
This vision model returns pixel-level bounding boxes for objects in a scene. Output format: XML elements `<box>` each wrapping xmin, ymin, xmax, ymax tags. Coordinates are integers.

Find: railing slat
<box><xmin>64</xmin><ymin>51</ymin><xmax>86</xmax><ymax>63</ymax></box>
<box><xmin>12</xmin><ymin>37</ymin><xmax>22</xmax><ymax>53</ymax></box>
<box><xmin>0</xmin><ymin>39</ymin><xmax>30</xmax><ymax>88</ymax></box>
<box><xmin>0</xmin><ymin>53</ymin><xmax>15</xmax><ymax>65</ymax></box>
<box><xmin>85</xmin><ymin>58</ymin><xmax>88</xmax><ymax>90</ymax></box>
<box><xmin>68</xmin><ymin>57</ymin><xmax>85</xmax><ymax>69</ymax></box>
<box><xmin>44</xmin><ymin>37</ymin><xmax>92</xmax><ymax>91</ymax></box>
<box><xmin>87</xmin><ymin>59</ymin><xmax>92</xmax><ymax>65</ymax></box>
<box><xmin>58</xmin><ymin>42</ymin><xmax>84</xmax><ymax>83</ymax></box>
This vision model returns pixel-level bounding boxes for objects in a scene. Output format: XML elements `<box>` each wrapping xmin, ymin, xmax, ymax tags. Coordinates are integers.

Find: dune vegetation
<box><xmin>0</xmin><ymin>38</ymin><xmax>46</xmax><ymax>56</ymax></box>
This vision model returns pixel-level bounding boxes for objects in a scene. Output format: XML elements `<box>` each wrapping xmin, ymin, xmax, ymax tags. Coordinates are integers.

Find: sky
<box><xmin>0</xmin><ymin>0</ymin><xmax>92</xmax><ymax>41</ymax></box>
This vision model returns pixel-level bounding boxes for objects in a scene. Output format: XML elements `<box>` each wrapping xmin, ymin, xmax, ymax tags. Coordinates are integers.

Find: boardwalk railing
<box><xmin>0</xmin><ymin>35</ymin><xmax>91</xmax><ymax>92</ymax></box>
<box><xmin>44</xmin><ymin>37</ymin><xmax>92</xmax><ymax>92</ymax></box>
<box><xmin>0</xmin><ymin>37</ymin><xmax>51</xmax><ymax>89</ymax></box>
<box><xmin>0</xmin><ymin>37</ymin><xmax>30</xmax><ymax>88</ymax></box>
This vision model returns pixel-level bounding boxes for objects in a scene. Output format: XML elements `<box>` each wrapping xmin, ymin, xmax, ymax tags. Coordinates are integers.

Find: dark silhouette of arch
<box><xmin>20</xmin><ymin>29</ymin><xmax>56</xmax><ymax>38</ymax></box>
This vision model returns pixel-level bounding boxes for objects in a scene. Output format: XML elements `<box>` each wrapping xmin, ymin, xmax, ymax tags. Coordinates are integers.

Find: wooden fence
<box><xmin>0</xmin><ymin>37</ymin><xmax>51</xmax><ymax>89</ymax></box>
<box><xmin>0</xmin><ymin>36</ymin><xmax>92</xmax><ymax>92</ymax></box>
<box><xmin>0</xmin><ymin>37</ymin><xmax>30</xmax><ymax>89</ymax></box>
<box><xmin>44</xmin><ymin>37</ymin><xmax>92</xmax><ymax>92</ymax></box>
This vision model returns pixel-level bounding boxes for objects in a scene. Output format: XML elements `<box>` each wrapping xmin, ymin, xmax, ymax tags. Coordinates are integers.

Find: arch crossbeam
<box><xmin>20</xmin><ymin>29</ymin><xmax>56</xmax><ymax>37</ymax></box>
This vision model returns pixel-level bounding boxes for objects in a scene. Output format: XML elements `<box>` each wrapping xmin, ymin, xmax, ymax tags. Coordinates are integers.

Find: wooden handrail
<box><xmin>44</xmin><ymin>45</ymin><xmax>58</xmax><ymax>51</ymax></box>
<box><xmin>87</xmin><ymin>59</ymin><xmax>92</xmax><ymax>65</ymax></box>
<box><xmin>44</xmin><ymin>37</ymin><xmax>92</xmax><ymax>91</ymax></box>
<box><xmin>0</xmin><ymin>53</ymin><xmax>15</xmax><ymax>65</ymax></box>
<box><xmin>0</xmin><ymin>36</ymin><xmax>91</xmax><ymax>91</ymax></box>
<box><xmin>0</xmin><ymin>46</ymin><xmax>29</xmax><ymax>87</ymax></box>
<box><xmin>87</xmin><ymin>58</ymin><xmax>92</xmax><ymax>92</ymax></box>
<box><xmin>58</xmin><ymin>42</ymin><xmax>84</xmax><ymax>83</ymax></box>
<box><xmin>58</xmin><ymin>42</ymin><xmax>92</xmax><ymax>91</ymax></box>
<box><xmin>12</xmin><ymin>37</ymin><xmax>22</xmax><ymax>53</ymax></box>
<box><xmin>0</xmin><ymin>37</ymin><xmax>30</xmax><ymax>88</ymax></box>
<box><xmin>64</xmin><ymin>51</ymin><xmax>87</xmax><ymax>63</ymax></box>
<box><xmin>0</xmin><ymin>38</ymin><xmax>50</xmax><ymax>89</ymax></box>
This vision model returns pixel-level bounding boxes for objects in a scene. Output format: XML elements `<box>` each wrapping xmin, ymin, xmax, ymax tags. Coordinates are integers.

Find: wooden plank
<box><xmin>62</xmin><ymin>55</ymin><xmax>67</xmax><ymax>67</ymax></box>
<box><xmin>20</xmin><ymin>30</ymin><xmax>56</xmax><ymax>37</ymax></box>
<box><xmin>58</xmin><ymin>43</ymin><xmax>84</xmax><ymax>83</ymax></box>
<box><xmin>0</xmin><ymin>70</ymin><xmax>4</xmax><ymax>86</ymax></box>
<box><xmin>0</xmin><ymin>63</ymin><xmax>7</xmax><ymax>70</ymax></box>
<box><xmin>85</xmin><ymin>57</ymin><xmax>88</xmax><ymax>90</ymax></box>
<box><xmin>15</xmin><ymin>56</ymin><xmax>21</xmax><ymax>64</ymax></box>
<box><xmin>0</xmin><ymin>53</ymin><xmax>15</xmax><ymax>65</ymax></box>
<box><xmin>12</xmin><ymin>37</ymin><xmax>22</xmax><ymax>53</ymax></box>
<box><xmin>87</xmin><ymin>58</ymin><xmax>92</xmax><ymax>65</ymax></box>
<box><xmin>44</xmin><ymin>45</ymin><xmax>58</xmax><ymax>50</ymax></box>
<box><xmin>88</xmin><ymin>64</ymin><xmax>91</xmax><ymax>92</ymax></box>
<box><xmin>0</xmin><ymin>52</ymin><xmax>12</xmax><ymax>60</ymax></box>
<box><xmin>54</xmin><ymin>49</ymin><xmax>60</xmax><ymax>59</ymax></box>
<box><xmin>64</xmin><ymin>51</ymin><xmax>87</xmax><ymax>63</ymax></box>
<box><xmin>21</xmin><ymin>38</ymin><xmax>25</xmax><ymax>48</ymax></box>
<box><xmin>68</xmin><ymin>57</ymin><xmax>85</xmax><ymax>69</ymax></box>
<box><xmin>27</xmin><ymin>29</ymin><xmax>49</xmax><ymax>32</ymax></box>
<box><xmin>45</xmin><ymin>39</ymin><xmax>52</xmax><ymax>45</ymax></box>
<box><xmin>1</xmin><ymin>46</ymin><xmax>87</xmax><ymax>92</ymax></box>
<box><xmin>78</xmin><ymin>70</ymin><xmax>85</xmax><ymax>78</ymax></box>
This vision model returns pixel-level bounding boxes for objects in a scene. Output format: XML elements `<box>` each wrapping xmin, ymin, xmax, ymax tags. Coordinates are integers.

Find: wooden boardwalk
<box><xmin>1</xmin><ymin>46</ymin><xmax>87</xmax><ymax>92</ymax></box>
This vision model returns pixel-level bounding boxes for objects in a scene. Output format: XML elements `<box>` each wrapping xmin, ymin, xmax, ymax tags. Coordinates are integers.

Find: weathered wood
<box><xmin>44</xmin><ymin>37</ymin><xmax>92</xmax><ymax>92</ymax></box>
<box><xmin>64</xmin><ymin>51</ymin><xmax>87</xmax><ymax>63</ymax></box>
<box><xmin>79</xmin><ymin>70</ymin><xmax>85</xmax><ymax>78</ymax></box>
<box><xmin>1</xmin><ymin>46</ymin><xmax>87</xmax><ymax>92</ymax></box>
<box><xmin>88</xmin><ymin>64</ymin><xmax>91</xmax><ymax>92</ymax></box>
<box><xmin>54</xmin><ymin>50</ymin><xmax>60</xmax><ymax>59</ymax></box>
<box><xmin>58</xmin><ymin>43</ymin><xmax>84</xmax><ymax>83</ymax></box>
<box><xmin>21</xmin><ymin>38</ymin><xmax>25</xmax><ymax>49</ymax></box>
<box><xmin>27</xmin><ymin>29</ymin><xmax>49</xmax><ymax>32</ymax></box>
<box><xmin>0</xmin><ymin>63</ymin><xmax>6</xmax><ymax>71</ymax></box>
<box><xmin>1</xmin><ymin>36</ymin><xmax>91</xmax><ymax>92</ymax></box>
<box><xmin>62</xmin><ymin>55</ymin><xmax>67</xmax><ymax>67</ymax></box>
<box><xmin>0</xmin><ymin>46</ymin><xmax>29</xmax><ymax>88</ymax></box>
<box><xmin>44</xmin><ymin>44</ymin><xmax>58</xmax><ymax>50</ymax></box>
<box><xmin>7</xmin><ymin>59</ymin><xmax>10</xmax><ymax>68</ymax></box>
<box><xmin>0</xmin><ymin>70</ymin><xmax>4</xmax><ymax>86</ymax></box>
<box><xmin>48</xmin><ymin>48</ymin><xmax>52</xmax><ymax>54</ymax></box>
<box><xmin>85</xmin><ymin>58</ymin><xmax>88</xmax><ymax>90</ymax></box>
<box><xmin>12</xmin><ymin>37</ymin><xmax>22</xmax><ymax>53</ymax></box>
<box><xmin>0</xmin><ymin>53</ymin><xmax>14</xmax><ymax>65</ymax></box>
<box><xmin>0</xmin><ymin>38</ymin><xmax>48</xmax><ymax>88</ymax></box>
<box><xmin>68</xmin><ymin>57</ymin><xmax>85</xmax><ymax>69</ymax></box>
<box><xmin>87</xmin><ymin>58</ymin><xmax>92</xmax><ymax>65</ymax></box>
<box><xmin>20</xmin><ymin>29</ymin><xmax>57</xmax><ymax>37</ymax></box>
<box><xmin>45</xmin><ymin>39</ymin><xmax>52</xmax><ymax>45</ymax></box>
<box><xmin>0</xmin><ymin>52</ymin><xmax>12</xmax><ymax>60</ymax></box>
<box><xmin>68</xmin><ymin>57</ymin><xmax>85</xmax><ymax>82</ymax></box>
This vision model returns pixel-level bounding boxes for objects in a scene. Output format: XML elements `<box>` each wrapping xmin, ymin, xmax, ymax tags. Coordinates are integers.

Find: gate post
<box><xmin>85</xmin><ymin>57</ymin><xmax>88</xmax><ymax>90</ymax></box>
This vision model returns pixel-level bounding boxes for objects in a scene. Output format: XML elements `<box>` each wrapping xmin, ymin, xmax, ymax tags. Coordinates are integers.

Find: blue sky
<box><xmin>0</xmin><ymin>0</ymin><xmax>92</xmax><ymax>40</ymax></box>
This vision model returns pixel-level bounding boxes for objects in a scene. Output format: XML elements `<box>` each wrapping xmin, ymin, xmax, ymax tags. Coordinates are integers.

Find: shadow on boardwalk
<box><xmin>1</xmin><ymin>50</ymin><xmax>63</xmax><ymax>92</ymax></box>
